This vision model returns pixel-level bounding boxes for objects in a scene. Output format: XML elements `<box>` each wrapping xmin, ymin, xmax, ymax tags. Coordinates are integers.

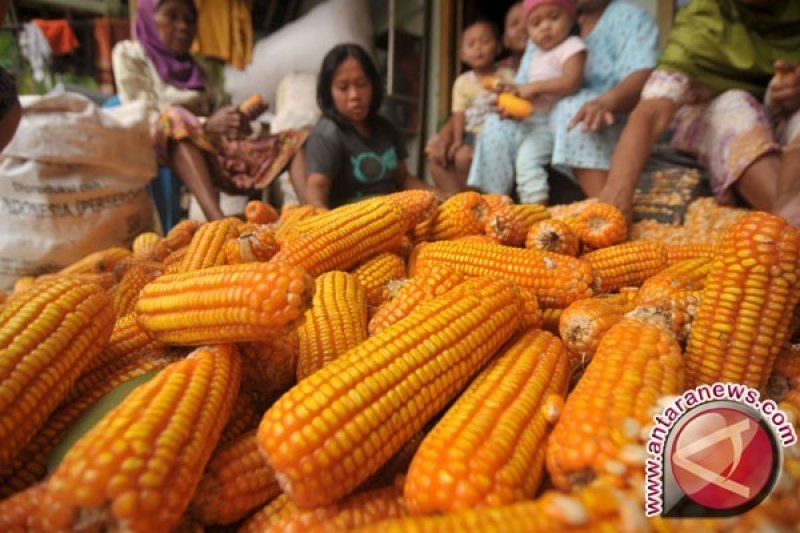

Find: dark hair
<box><xmin>464</xmin><ymin>18</ymin><xmax>501</xmax><ymax>42</ymax></box>
<box><xmin>317</xmin><ymin>43</ymin><xmax>383</xmax><ymax>129</ymax></box>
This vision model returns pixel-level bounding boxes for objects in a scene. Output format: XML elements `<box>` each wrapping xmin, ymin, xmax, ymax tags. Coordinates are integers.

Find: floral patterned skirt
<box><xmin>153</xmin><ymin>105</ymin><xmax>308</xmax><ymax>192</ymax></box>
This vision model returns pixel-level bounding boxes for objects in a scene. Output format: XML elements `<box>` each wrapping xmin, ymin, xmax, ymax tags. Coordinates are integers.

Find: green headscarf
<box><xmin>658</xmin><ymin>0</ymin><xmax>800</xmax><ymax>99</ymax></box>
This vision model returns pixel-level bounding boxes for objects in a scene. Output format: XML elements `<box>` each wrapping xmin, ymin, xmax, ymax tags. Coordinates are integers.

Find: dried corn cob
<box><xmin>573</xmin><ymin>202</ymin><xmax>627</xmax><ymax>249</ymax></box>
<box><xmin>548</xmin><ymin>198</ymin><xmax>598</xmax><ymax>221</ymax></box>
<box><xmin>257</xmin><ymin>278</ymin><xmax>522</xmax><ymax>507</ymax></box>
<box><xmin>218</xmin><ymin>389</ymin><xmax>262</xmax><ymax>447</ymax></box>
<box><xmin>111</xmin><ymin>256</ymin><xmax>165</xmax><ymax>283</ymax></box>
<box><xmin>526</xmin><ymin>218</ymin><xmax>580</xmax><ymax>256</ymax></box>
<box><xmin>365</xmin><ymin>429</ymin><xmax>431</xmax><ymax>491</ymax></box>
<box><xmin>454</xmin><ymin>235</ymin><xmax>498</xmax><ymax>244</ymax></box>
<box><xmin>635</xmin><ymin>257</ymin><xmax>712</xmax><ymax>304</ymax></box>
<box><xmin>410</xmin><ymin>240</ymin><xmax>594</xmax><ymax>308</ymax></box>
<box><xmin>297</xmin><ymin>271</ymin><xmax>368</xmax><ymax>380</ymax></box>
<box><xmin>239</xmin><ymin>494</ymin><xmax>294</xmax><ymax>533</ymax></box>
<box><xmin>132</xmin><ymin>232</ymin><xmax>161</xmax><ymax>258</ymax></box>
<box><xmin>353</xmin><ymin>253</ymin><xmax>407</xmax><ymax>308</ymax></box>
<box><xmin>0</xmin><ymin>354</ymin><xmax>180</xmax><ymax>496</ymax></box>
<box><xmin>665</xmin><ymin>243</ymin><xmax>718</xmax><ymax>266</ymax></box>
<box><xmin>626</xmin><ymin>290</ymin><xmax>702</xmax><ymax>343</ymax></box>
<box><xmin>163</xmin><ymin>245</ymin><xmax>188</xmax><ymax>268</ymax></box>
<box><xmin>0</xmin><ymin>278</ymin><xmax>115</xmax><ymax>470</ymax></box>
<box><xmin>180</xmin><ymin>218</ymin><xmax>240</xmax><ymax>272</ymax></box>
<box><xmin>685</xmin><ymin>212</ymin><xmax>800</xmax><ymax>390</ymax></box>
<box><xmin>368</xmin><ymin>264</ymin><xmax>465</xmax><ymax>335</ymax></box>
<box><xmin>383</xmin><ymin>190</ymin><xmax>439</xmax><ymax>232</ymax></box>
<box><xmin>541</xmin><ymin>308</ymin><xmax>562</xmax><ymax>333</ymax></box>
<box><xmin>413</xmin><ymin>192</ymin><xmax>489</xmax><ymax>241</ymax></box>
<box><xmin>136</xmin><ymin>262</ymin><xmax>314</xmax><ymax>345</ymax></box>
<box><xmin>583</xmin><ymin>241</ymin><xmax>667</xmax><ymax>293</ymax></box>
<box><xmin>34</xmin><ymin>271</ymin><xmax>116</xmax><ymax>290</ymax></box>
<box><xmin>406</xmin><ymin>329</ymin><xmax>569</xmax><ymax>513</ymax></box>
<box><xmin>546</xmin><ymin>318</ymin><xmax>684</xmax><ymax>489</ymax></box>
<box><xmin>559</xmin><ymin>296</ymin><xmax>637</xmax><ymax>369</ymax></box>
<box><xmin>223</xmin><ymin>227</ymin><xmax>279</xmax><ymax>264</ymax></box>
<box><xmin>149</xmin><ymin>220</ymin><xmax>201</xmax><ymax>261</ymax></box>
<box><xmin>80</xmin><ymin>313</ymin><xmax>168</xmax><ymax>378</ymax></box>
<box><xmin>190</xmin><ymin>430</ymin><xmax>280</xmax><ymax>525</ymax></box>
<box><xmin>482</xmin><ymin>193</ymin><xmax>513</xmax><ymax>213</ymax></box>
<box><xmin>109</xmin><ymin>261</ymin><xmax>163</xmax><ymax>317</ymax></box>
<box><xmin>484</xmin><ymin>204</ymin><xmax>551</xmax><ymax>246</ymax></box>
<box><xmin>239</xmin><ymin>332</ymin><xmax>299</xmax><ymax>409</ymax></box>
<box><xmin>518</xmin><ymin>287</ymin><xmax>544</xmax><ymax>329</ymax></box>
<box><xmin>58</xmin><ymin>247</ymin><xmax>132</xmax><ymax>275</ymax></box>
<box><xmin>276</xmin><ymin>204</ymin><xmax>320</xmax><ymax>237</ymax></box>
<box><xmin>767</xmin><ymin>345</ymin><xmax>800</xmax><ymax>403</ymax></box>
<box><xmin>12</xmin><ymin>276</ymin><xmax>35</xmax><ymax>294</ymax></box>
<box><xmin>272</xmin><ymin>199</ymin><xmax>407</xmax><ymax>277</ymax></box>
<box><xmin>245</xmin><ymin>200</ymin><xmax>280</xmax><ymax>224</ymax></box>
<box><xmin>39</xmin><ymin>345</ymin><xmax>240</xmax><ymax>532</ymax></box>
<box><xmin>0</xmin><ymin>482</ymin><xmax>49</xmax><ymax>532</ymax></box>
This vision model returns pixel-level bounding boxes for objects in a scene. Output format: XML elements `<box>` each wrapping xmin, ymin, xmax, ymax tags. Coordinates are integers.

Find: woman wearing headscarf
<box><xmin>112</xmin><ymin>0</ymin><xmax>307</xmax><ymax>221</ymax></box>
<box><xmin>600</xmin><ymin>0</ymin><xmax>800</xmax><ymax>225</ymax></box>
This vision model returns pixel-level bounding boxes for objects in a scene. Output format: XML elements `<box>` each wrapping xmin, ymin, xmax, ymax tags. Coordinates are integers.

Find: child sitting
<box><xmin>508</xmin><ymin>0</ymin><xmax>586</xmax><ymax>204</ymax></box>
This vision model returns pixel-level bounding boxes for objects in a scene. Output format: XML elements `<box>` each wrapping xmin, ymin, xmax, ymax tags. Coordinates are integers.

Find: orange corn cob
<box><xmin>383</xmin><ymin>190</ymin><xmax>439</xmax><ymax>232</ymax></box>
<box><xmin>218</xmin><ymin>389</ymin><xmax>262</xmax><ymax>447</ymax></box>
<box><xmin>496</xmin><ymin>92</ymin><xmax>533</xmax><ymax>118</ymax></box>
<box><xmin>276</xmin><ymin>204</ymin><xmax>320</xmax><ymax>239</ymax></box>
<box><xmin>111</xmin><ymin>256</ymin><xmax>165</xmax><ymax>283</ymax></box>
<box><xmin>546</xmin><ymin>318</ymin><xmax>684</xmax><ymax>489</ymax></box>
<box><xmin>413</xmin><ymin>191</ymin><xmax>489</xmax><ymax>241</ymax></box>
<box><xmin>272</xmin><ymin>199</ymin><xmax>407</xmax><ymax>277</ymax></box>
<box><xmin>245</xmin><ymin>200</ymin><xmax>280</xmax><ymax>224</ymax></box>
<box><xmin>635</xmin><ymin>257</ymin><xmax>712</xmax><ymax>304</ymax></box>
<box><xmin>223</xmin><ymin>227</ymin><xmax>279</xmax><ymax>264</ymax></box>
<box><xmin>109</xmin><ymin>261</ymin><xmax>163</xmax><ymax>317</ymax></box>
<box><xmin>548</xmin><ymin>198</ymin><xmax>598</xmax><ymax>221</ymax></box>
<box><xmin>149</xmin><ymin>220</ymin><xmax>201</xmax><ymax>261</ymax></box>
<box><xmin>583</xmin><ymin>241</ymin><xmax>668</xmax><ymax>293</ymax></box>
<box><xmin>257</xmin><ymin>277</ymin><xmax>522</xmax><ymax>507</ymax></box>
<box><xmin>664</xmin><ymin>243</ymin><xmax>717</xmax><ymax>266</ymax></box>
<box><xmin>573</xmin><ymin>202</ymin><xmax>627</xmax><ymax>249</ymax></box>
<box><xmin>368</xmin><ymin>264</ymin><xmax>465</xmax><ymax>335</ymax></box>
<box><xmin>297</xmin><ymin>271</ymin><xmax>368</xmax><ymax>380</ymax></box>
<box><xmin>80</xmin><ymin>313</ymin><xmax>168</xmax><ymax>378</ymax></box>
<box><xmin>405</xmin><ymin>329</ymin><xmax>569</xmax><ymax>513</ymax></box>
<box><xmin>518</xmin><ymin>287</ymin><xmax>543</xmax><ymax>329</ymax></box>
<box><xmin>12</xmin><ymin>276</ymin><xmax>36</xmax><ymax>295</ymax></box>
<box><xmin>39</xmin><ymin>345</ymin><xmax>241</xmax><ymax>532</ymax></box>
<box><xmin>526</xmin><ymin>218</ymin><xmax>580</xmax><ymax>256</ymax></box>
<box><xmin>541</xmin><ymin>308</ymin><xmax>562</xmax><ymax>333</ymax></box>
<box><xmin>136</xmin><ymin>262</ymin><xmax>314</xmax><ymax>345</ymax></box>
<box><xmin>353</xmin><ymin>253</ymin><xmax>407</xmax><ymax>308</ymax></box>
<box><xmin>411</xmin><ymin>240</ymin><xmax>594</xmax><ymax>308</ymax></box>
<box><xmin>0</xmin><ymin>278</ymin><xmax>115</xmax><ymax>470</ymax></box>
<box><xmin>132</xmin><ymin>232</ymin><xmax>161</xmax><ymax>258</ymax></box>
<box><xmin>239</xmin><ymin>332</ymin><xmax>300</xmax><ymax>409</ymax></box>
<box><xmin>626</xmin><ymin>290</ymin><xmax>702</xmax><ymax>343</ymax></box>
<box><xmin>485</xmin><ymin>204</ymin><xmax>551</xmax><ymax>246</ymax></box>
<box><xmin>58</xmin><ymin>247</ymin><xmax>132</xmax><ymax>275</ymax></box>
<box><xmin>34</xmin><ymin>271</ymin><xmax>116</xmax><ymax>290</ymax></box>
<box><xmin>559</xmin><ymin>296</ymin><xmax>637</xmax><ymax>369</ymax></box>
<box><xmin>239</xmin><ymin>494</ymin><xmax>294</xmax><ymax>533</ymax></box>
<box><xmin>190</xmin><ymin>430</ymin><xmax>280</xmax><ymax>525</ymax></box>
<box><xmin>0</xmin><ymin>354</ymin><xmax>180</xmax><ymax>496</ymax></box>
<box><xmin>163</xmin><ymin>244</ymin><xmax>188</xmax><ymax>267</ymax></box>
<box><xmin>685</xmin><ymin>212</ymin><xmax>800</xmax><ymax>390</ymax></box>
<box><xmin>455</xmin><ymin>235</ymin><xmax>498</xmax><ymax>244</ymax></box>
<box><xmin>180</xmin><ymin>218</ymin><xmax>240</xmax><ymax>272</ymax></box>
<box><xmin>365</xmin><ymin>429</ymin><xmax>431</xmax><ymax>491</ymax></box>
<box><xmin>0</xmin><ymin>482</ymin><xmax>50</xmax><ymax>532</ymax></box>
<box><xmin>482</xmin><ymin>194</ymin><xmax>513</xmax><ymax>213</ymax></box>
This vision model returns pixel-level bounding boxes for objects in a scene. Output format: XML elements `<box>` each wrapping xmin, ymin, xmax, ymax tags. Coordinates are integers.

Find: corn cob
<box><xmin>0</xmin><ymin>278</ymin><xmax>115</xmax><ymax>471</ymax></box>
<box><xmin>526</xmin><ymin>218</ymin><xmax>580</xmax><ymax>256</ymax></box>
<box><xmin>541</xmin><ymin>308</ymin><xmax>562</xmax><ymax>333</ymax></box>
<box><xmin>239</xmin><ymin>332</ymin><xmax>300</xmax><ymax>409</ymax></box>
<box><xmin>573</xmin><ymin>202</ymin><xmax>627</xmax><ymax>249</ymax></box>
<box><xmin>111</xmin><ymin>256</ymin><xmax>165</xmax><ymax>283</ymax></box>
<box><xmin>0</xmin><ymin>482</ymin><xmax>49</xmax><ymax>532</ymax></box>
<box><xmin>455</xmin><ymin>235</ymin><xmax>498</xmax><ymax>244</ymax></box>
<box><xmin>625</xmin><ymin>290</ymin><xmax>702</xmax><ymax>343</ymax></box>
<box><xmin>634</xmin><ymin>257</ymin><xmax>712</xmax><ymax>304</ymax></box>
<box><xmin>80</xmin><ymin>313</ymin><xmax>168</xmax><ymax>378</ymax></box>
<box><xmin>12</xmin><ymin>276</ymin><xmax>35</xmax><ymax>294</ymax></box>
<box><xmin>275</xmin><ymin>204</ymin><xmax>321</xmax><ymax>241</ymax></box>
<box><xmin>413</xmin><ymin>191</ymin><xmax>489</xmax><ymax>241</ymax></box>
<box><xmin>767</xmin><ymin>345</ymin><xmax>800</xmax><ymax>403</ymax></box>
<box><xmin>685</xmin><ymin>212</ymin><xmax>800</xmax><ymax>390</ymax></box>
<box><xmin>484</xmin><ymin>204</ymin><xmax>551</xmax><ymax>247</ymax></box>
<box><xmin>148</xmin><ymin>220</ymin><xmax>201</xmax><ymax>262</ymax></box>
<box><xmin>406</xmin><ymin>329</ymin><xmax>569</xmax><ymax>513</ymax></box>
<box><xmin>0</xmin><ymin>354</ymin><xmax>180</xmax><ymax>496</ymax></box>
<box><xmin>109</xmin><ymin>261</ymin><xmax>163</xmax><ymax>317</ymax></box>
<box><xmin>411</xmin><ymin>240</ymin><xmax>594</xmax><ymax>308</ymax></box>
<box><xmin>239</xmin><ymin>494</ymin><xmax>294</xmax><ymax>533</ymax></box>
<box><xmin>179</xmin><ymin>218</ymin><xmax>240</xmax><ymax>272</ymax></box>
<box><xmin>481</xmin><ymin>193</ymin><xmax>513</xmax><ymax>213</ymax></box>
<box><xmin>365</xmin><ymin>428</ymin><xmax>431</xmax><ymax>491</ymax></box>
<box><xmin>353</xmin><ymin>253</ymin><xmax>407</xmax><ymax>308</ymax></box>
<box><xmin>559</xmin><ymin>296</ymin><xmax>637</xmax><ymax>369</ymax></box>
<box><xmin>257</xmin><ymin>278</ymin><xmax>522</xmax><ymax>507</ymax></box>
<box><xmin>664</xmin><ymin>243</ymin><xmax>717</xmax><ymax>266</ymax></box>
<box><xmin>39</xmin><ymin>345</ymin><xmax>240</xmax><ymax>532</ymax></box>
<box><xmin>136</xmin><ymin>262</ymin><xmax>314</xmax><ymax>345</ymax></box>
<box><xmin>582</xmin><ymin>241</ymin><xmax>667</xmax><ymax>293</ymax></box>
<box><xmin>245</xmin><ymin>200</ymin><xmax>280</xmax><ymax>224</ymax></box>
<box><xmin>34</xmin><ymin>271</ymin><xmax>116</xmax><ymax>290</ymax></box>
<box><xmin>132</xmin><ymin>232</ymin><xmax>161</xmax><ymax>258</ymax></box>
<box><xmin>223</xmin><ymin>227</ymin><xmax>279</xmax><ymax>264</ymax></box>
<box><xmin>272</xmin><ymin>199</ymin><xmax>407</xmax><ymax>277</ymax></box>
<box><xmin>297</xmin><ymin>272</ymin><xmax>368</xmax><ymax>380</ymax></box>
<box><xmin>218</xmin><ymin>388</ymin><xmax>262</xmax><ymax>447</ymax></box>
<box><xmin>189</xmin><ymin>430</ymin><xmax>280</xmax><ymax>525</ymax></box>
<box><xmin>383</xmin><ymin>190</ymin><xmax>439</xmax><ymax>232</ymax></box>
<box><xmin>368</xmin><ymin>264</ymin><xmax>465</xmax><ymax>335</ymax></box>
<box><xmin>548</xmin><ymin>198</ymin><xmax>598</xmax><ymax>221</ymax></box>
<box><xmin>58</xmin><ymin>247</ymin><xmax>132</xmax><ymax>275</ymax></box>
<box><xmin>518</xmin><ymin>287</ymin><xmax>543</xmax><ymax>329</ymax></box>
<box><xmin>546</xmin><ymin>318</ymin><xmax>684</xmax><ymax>489</ymax></box>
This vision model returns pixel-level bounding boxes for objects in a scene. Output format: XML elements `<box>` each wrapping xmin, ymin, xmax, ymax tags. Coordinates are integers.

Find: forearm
<box><xmin>303</xmin><ymin>173</ymin><xmax>331</xmax><ymax>209</ymax></box>
<box><xmin>520</xmin><ymin>77</ymin><xmax>582</xmax><ymax>99</ymax></box>
<box><xmin>595</xmin><ymin>69</ymin><xmax>653</xmax><ymax>114</ymax></box>
<box><xmin>451</xmin><ymin>113</ymin><xmax>465</xmax><ymax>144</ymax></box>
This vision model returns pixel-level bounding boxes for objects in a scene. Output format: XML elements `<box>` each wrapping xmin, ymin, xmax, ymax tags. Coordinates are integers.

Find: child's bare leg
<box><xmin>735</xmin><ymin>154</ymin><xmax>780</xmax><ymax>212</ymax></box>
<box><xmin>453</xmin><ymin>144</ymin><xmax>474</xmax><ymax>185</ymax></box>
<box><xmin>171</xmin><ymin>140</ymin><xmax>224</xmax><ymax>221</ymax></box>
<box><xmin>428</xmin><ymin>153</ymin><xmax>466</xmax><ymax>195</ymax></box>
<box><xmin>574</xmin><ymin>167</ymin><xmax>607</xmax><ymax>197</ymax></box>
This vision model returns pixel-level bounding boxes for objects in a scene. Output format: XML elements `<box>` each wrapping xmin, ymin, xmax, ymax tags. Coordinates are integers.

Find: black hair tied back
<box><xmin>316</xmin><ymin>43</ymin><xmax>384</xmax><ymax>129</ymax></box>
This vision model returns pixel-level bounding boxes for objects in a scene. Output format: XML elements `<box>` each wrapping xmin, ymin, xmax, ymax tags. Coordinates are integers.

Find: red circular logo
<box><xmin>670</xmin><ymin>407</ymin><xmax>775</xmax><ymax>510</ymax></box>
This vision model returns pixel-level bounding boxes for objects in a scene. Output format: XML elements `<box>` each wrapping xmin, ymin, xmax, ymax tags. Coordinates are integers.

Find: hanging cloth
<box><xmin>18</xmin><ymin>23</ymin><xmax>51</xmax><ymax>82</ymax></box>
<box><xmin>31</xmin><ymin>19</ymin><xmax>79</xmax><ymax>56</ymax></box>
<box><xmin>191</xmin><ymin>0</ymin><xmax>253</xmax><ymax>70</ymax></box>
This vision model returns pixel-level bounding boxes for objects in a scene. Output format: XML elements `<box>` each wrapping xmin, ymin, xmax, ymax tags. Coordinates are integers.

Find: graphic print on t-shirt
<box><xmin>351</xmin><ymin>147</ymin><xmax>398</xmax><ymax>183</ymax></box>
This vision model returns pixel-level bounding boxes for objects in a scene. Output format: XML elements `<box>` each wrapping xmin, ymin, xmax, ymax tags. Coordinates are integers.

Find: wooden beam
<box><xmin>436</xmin><ymin>0</ymin><xmax>457</xmax><ymax>123</ymax></box>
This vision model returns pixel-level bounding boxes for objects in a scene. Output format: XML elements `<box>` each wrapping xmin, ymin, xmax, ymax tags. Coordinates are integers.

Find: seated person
<box><xmin>300</xmin><ymin>43</ymin><xmax>435</xmax><ymax>209</ymax></box>
<box><xmin>428</xmin><ymin>19</ymin><xmax>514</xmax><ymax>194</ymax></box>
<box><xmin>600</xmin><ymin>0</ymin><xmax>800</xmax><ymax>226</ymax></box>
<box><xmin>112</xmin><ymin>0</ymin><xmax>307</xmax><ymax>221</ymax></box>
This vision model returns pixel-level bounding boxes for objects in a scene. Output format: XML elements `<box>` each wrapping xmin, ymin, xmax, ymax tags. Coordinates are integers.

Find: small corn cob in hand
<box><xmin>180</xmin><ymin>218</ymin><xmax>241</xmax><ymax>272</ymax></box>
<box><xmin>484</xmin><ymin>204</ymin><xmax>550</xmax><ymax>246</ymax></box>
<box><xmin>526</xmin><ymin>218</ymin><xmax>580</xmax><ymax>256</ymax></box>
<box><xmin>136</xmin><ymin>262</ymin><xmax>314</xmax><ymax>345</ymax></box>
<box><xmin>405</xmin><ymin>329</ymin><xmax>569</xmax><ymax>513</ymax></box>
<box><xmin>583</xmin><ymin>241</ymin><xmax>668</xmax><ymax>293</ymax></box>
<box><xmin>413</xmin><ymin>191</ymin><xmax>489</xmax><ymax>241</ymax></box>
<box><xmin>223</xmin><ymin>227</ymin><xmax>279</xmax><ymax>264</ymax></box>
<box><xmin>257</xmin><ymin>278</ymin><xmax>522</xmax><ymax>508</ymax></box>
<box><xmin>38</xmin><ymin>345</ymin><xmax>241</xmax><ymax>532</ymax></box>
<box><xmin>245</xmin><ymin>200</ymin><xmax>280</xmax><ymax>224</ymax></box>
<box><xmin>353</xmin><ymin>253</ymin><xmax>407</xmax><ymax>308</ymax></box>
<box><xmin>635</xmin><ymin>257</ymin><xmax>712</xmax><ymax>304</ymax></box>
<box><xmin>559</xmin><ymin>295</ymin><xmax>637</xmax><ymax>369</ymax></box>
<box><xmin>573</xmin><ymin>201</ymin><xmax>627</xmax><ymax>249</ymax></box>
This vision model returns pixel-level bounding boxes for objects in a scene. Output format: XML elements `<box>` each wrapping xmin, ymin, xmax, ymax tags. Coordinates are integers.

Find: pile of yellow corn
<box><xmin>0</xmin><ymin>191</ymin><xmax>798</xmax><ymax>532</ymax></box>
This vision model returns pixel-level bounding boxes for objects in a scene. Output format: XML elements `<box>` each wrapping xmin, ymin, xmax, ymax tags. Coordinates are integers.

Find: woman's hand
<box><xmin>427</xmin><ymin>134</ymin><xmax>451</xmax><ymax>167</ymax></box>
<box><xmin>568</xmin><ymin>99</ymin><xmax>615</xmax><ymax>132</ymax></box>
<box><xmin>447</xmin><ymin>141</ymin><xmax>463</xmax><ymax>162</ymax></box>
<box><xmin>204</xmin><ymin>106</ymin><xmax>250</xmax><ymax>137</ymax></box>
<box><xmin>767</xmin><ymin>60</ymin><xmax>800</xmax><ymax>116</ymax></box>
